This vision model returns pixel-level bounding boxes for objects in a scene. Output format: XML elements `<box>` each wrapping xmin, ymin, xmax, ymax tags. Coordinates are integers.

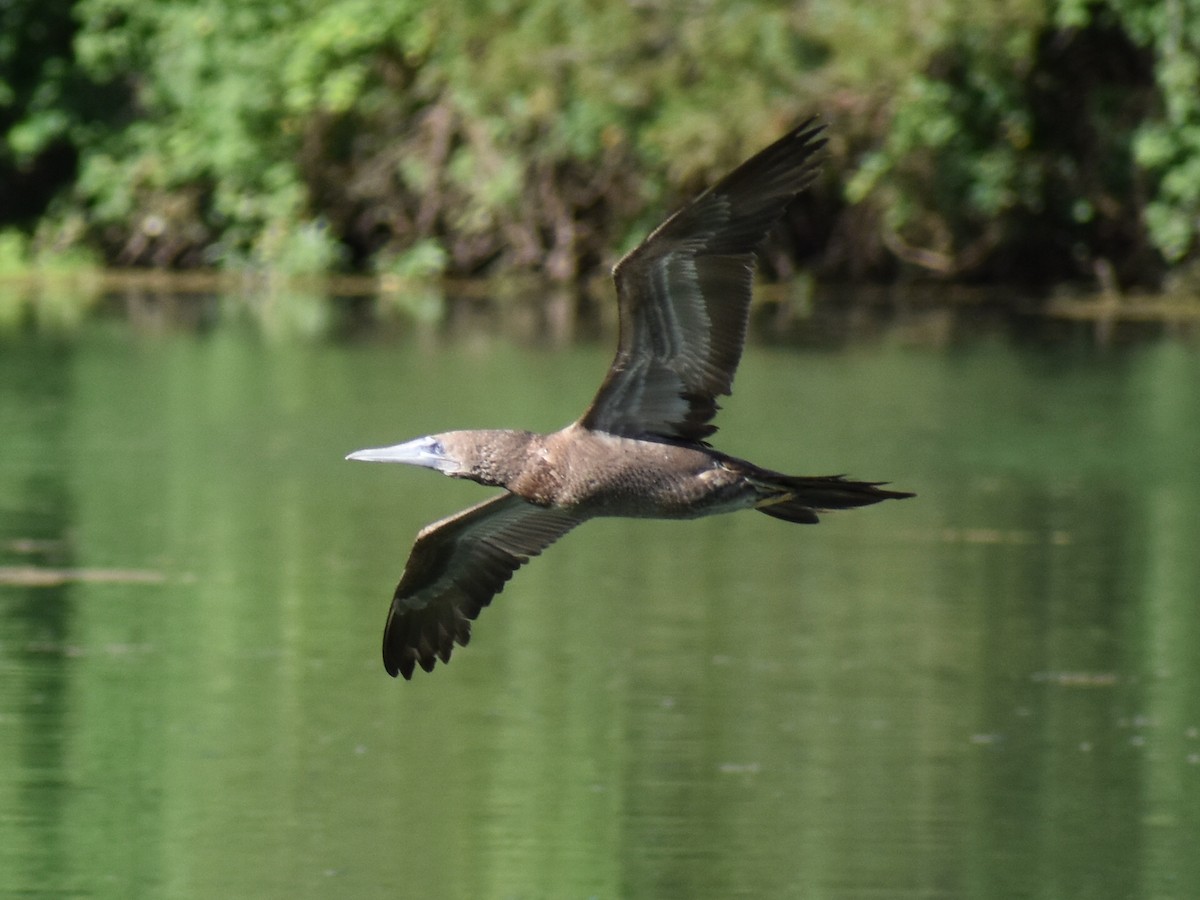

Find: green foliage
<box><xmin>0</xmin><ymin>226</ymin><xmax>101</xmax><ymax>274</ymax></box>
<box><xmin>3</xmin><ymin>0</ymin><xmax>1200</xmax><ymax>282</ymax></box>
<box><xmin>850</xmin><ymin>0</ymin><xmax>1200</xmax><ymax>278</ymax></box>
<box><xmin>1106</xmin><ymin>0</ymin><xmax>1200</xmax><ymax>262</ymax></box>
<box><xmin>1058</xmin><ymin>0</ymin><xmax>1200</xmax><ymax>264</ymax></box>
<box><xmin>375</xmin><ymin>238</ymin><xmax>447</xmax><ymax>280</ymax></box>
<box><xmin>42</xmin><ymin>0</ymin><xmax>844</xmax><ymax>276</ymax></box>
<box><xmin>245</xmin><ymin>218</ymin><xmax>347</xmax><ymax>276</ymax></box>
<box><xmin>0</xmin><ymin>230</ymin><xmax>30</xmax><ymax>274</ymax></box>
<box><xmin>847</xmin><ymin>16</ymin><xmax>1046</xmax><ymax>274</ymax></box>
<box><xmin>72</xmin><ymin>0</ymin><xmax>310</xmax><ymax>263</ymax></box>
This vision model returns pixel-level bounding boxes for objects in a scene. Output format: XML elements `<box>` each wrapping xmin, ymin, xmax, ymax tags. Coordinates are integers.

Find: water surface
<box><xmin>1</xmin><ymin>302</ymin><xmax>1198</xmax><ymax>898</ymax></box>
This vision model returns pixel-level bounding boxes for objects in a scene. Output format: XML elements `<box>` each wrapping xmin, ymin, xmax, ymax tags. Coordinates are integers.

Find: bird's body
<box><xmin>349</xmin><ymin>118</ymin><xmax>914</xmax><ymax>679</ymax></box>
<box><xmin>425</xmin><ymin>426</ymin><xmax>755</xmax><ymax>518</ymax></box>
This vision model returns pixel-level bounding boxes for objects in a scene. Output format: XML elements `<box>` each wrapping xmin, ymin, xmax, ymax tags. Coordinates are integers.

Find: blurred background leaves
<box><xmin>2</xmin><ymin>0</ymin><xmax>1200</xmax><ymax>288</ymax></box>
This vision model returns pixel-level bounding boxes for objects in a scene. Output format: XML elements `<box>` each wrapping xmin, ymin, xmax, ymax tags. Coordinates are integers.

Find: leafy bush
<box><xmin>849</xmin><ymin>0</ymin><xmax>1200</xmax><ymax>283</ymax></box>
<box><xmin>2</xmin><ymin>0</ymin><xmax>1200</xmax><ymax>286</ymax></box>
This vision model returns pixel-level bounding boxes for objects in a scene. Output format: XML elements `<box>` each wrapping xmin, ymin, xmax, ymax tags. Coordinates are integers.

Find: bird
<box><xmin>348</xmin><ymin>117</ymin><xmax>914</xmax><ymax>679</ymax></box>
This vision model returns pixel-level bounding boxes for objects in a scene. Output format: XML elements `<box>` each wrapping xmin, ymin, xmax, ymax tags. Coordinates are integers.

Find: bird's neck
<box><xmin>456</xmin><ymin>429</ymin><xmax>542</xmax><ymax>489</ymax></box>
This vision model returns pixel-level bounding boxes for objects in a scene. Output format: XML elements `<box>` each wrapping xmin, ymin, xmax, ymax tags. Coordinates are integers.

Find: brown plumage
<box><xmin>348</xmin><ymin>118</ymin><xmax>914</xmax><ymax>679</ymax></box>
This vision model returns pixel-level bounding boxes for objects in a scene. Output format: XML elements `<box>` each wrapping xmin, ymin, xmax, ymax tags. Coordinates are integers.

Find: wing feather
<box><xmin>382</xmin><ymin>493</ymin><xmax>582</xmax><ymax>678</ymax></box>
<box><xmin>579</xmin><ymin>118</ymin><xmax>826</xmax><ymax>441</ymax></box>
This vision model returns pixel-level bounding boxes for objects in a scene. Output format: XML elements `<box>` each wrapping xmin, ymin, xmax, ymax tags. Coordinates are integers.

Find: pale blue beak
<box><xmin>345</xmin><ymin>436</ymin><xmax>452</xmax><ymax>471</ymax></box>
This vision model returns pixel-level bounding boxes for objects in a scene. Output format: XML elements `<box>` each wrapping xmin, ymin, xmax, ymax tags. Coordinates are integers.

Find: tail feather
<box><xmin>753</xmin><ymin>474</ymin><xmax>914</xmax><ymax>524</ymax></box>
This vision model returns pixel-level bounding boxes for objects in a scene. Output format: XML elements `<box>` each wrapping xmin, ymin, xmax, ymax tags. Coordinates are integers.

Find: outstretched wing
<box><xmin>383</xmin><ymin>493</ymin><xmax>582</xmax><ymax>678</ymax></box>
<box><xmin>579</xmin><ymin>118</ymin><xmax>826</xmax><ymax>442</ymax></box>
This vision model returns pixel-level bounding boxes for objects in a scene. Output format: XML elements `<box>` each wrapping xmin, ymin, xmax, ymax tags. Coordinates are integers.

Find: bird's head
<box><xmin>346</xmin><ymin>430</ymin><xmax>536</xmax><ymax>488</ymax></box>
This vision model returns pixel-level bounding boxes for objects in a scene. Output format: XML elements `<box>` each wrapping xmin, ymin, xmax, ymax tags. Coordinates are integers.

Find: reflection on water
<box><xmin>1</xmin><ymin>300</ymin><xmax>1198</xmax><ymax>899</ymax></box>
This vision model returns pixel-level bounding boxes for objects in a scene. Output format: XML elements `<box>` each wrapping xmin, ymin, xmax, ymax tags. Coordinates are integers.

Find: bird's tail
<box><xmin>750</xmin><ymin>473</ymin><xmax>915</xmax><ymax>524</ymax></box>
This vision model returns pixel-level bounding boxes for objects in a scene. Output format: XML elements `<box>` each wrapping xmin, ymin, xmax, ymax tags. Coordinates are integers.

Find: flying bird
<box><xmin>348</xmin><ymin>118</ymin><xmax>914</xmax><ymax>678</ymax></box>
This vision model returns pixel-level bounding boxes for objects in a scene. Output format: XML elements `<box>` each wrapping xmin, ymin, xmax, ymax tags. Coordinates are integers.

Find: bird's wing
<box><xmin>383</xmin><ymin>493</ymin><xmax>582</xmax><ymax>678</ymax></box>
<box><xmin>578</xmin><ymin>118</ymin><xmax>826</xmax><ymax>442</ymax></box>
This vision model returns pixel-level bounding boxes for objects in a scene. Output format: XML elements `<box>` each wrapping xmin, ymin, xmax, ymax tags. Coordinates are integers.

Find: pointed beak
<box><xmin>345</xmin><ymin>436</ymin><xmax>456</xmax><ymax>472</ymax></box>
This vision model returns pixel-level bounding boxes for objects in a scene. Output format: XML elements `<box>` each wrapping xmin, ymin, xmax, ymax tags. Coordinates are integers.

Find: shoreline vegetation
<box><xmin>4</xmin><ymin>0</ymin><xmax>1200</xmax><ymax>310</ymax></box>
<box><xmin>4</xmin><ymin>268</ymin><xmax>1199</xmax><ymax>349</ymax></box>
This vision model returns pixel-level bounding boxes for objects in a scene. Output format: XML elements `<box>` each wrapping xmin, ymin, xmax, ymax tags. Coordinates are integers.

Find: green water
<box><xmin>1</xmin><ymin>306</ymin><xmax>1198</xmax><ymax>899</ymax></box>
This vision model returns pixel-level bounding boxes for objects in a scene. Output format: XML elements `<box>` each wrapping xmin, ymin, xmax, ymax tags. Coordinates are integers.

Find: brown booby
<box><xmin>349</xmin><ymin>118</ymin><xmax>914</xmax><ymax>679</ymax></box>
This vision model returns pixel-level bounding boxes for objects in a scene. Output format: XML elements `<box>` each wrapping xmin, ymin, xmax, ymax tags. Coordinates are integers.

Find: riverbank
<box><xmin>3</xmin><ymin>269</ymin><xmax>1198</xmax><ymax>350</ymax></box>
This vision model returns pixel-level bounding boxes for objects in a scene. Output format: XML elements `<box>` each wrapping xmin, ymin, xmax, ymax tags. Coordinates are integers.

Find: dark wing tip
<box><xmin>382</xmin><ymin>586</ymin><xmax>477</xmax><ymax>679</ymax></box>
<box><xmin>387</xmin><ymin>653</ymin><xmax>414</xmax><ymax>680</ymax></box>
<box><xmin>383</xmin><ymin>606</ymin><xmax>426</xmax><ymax>679</ymax></box>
